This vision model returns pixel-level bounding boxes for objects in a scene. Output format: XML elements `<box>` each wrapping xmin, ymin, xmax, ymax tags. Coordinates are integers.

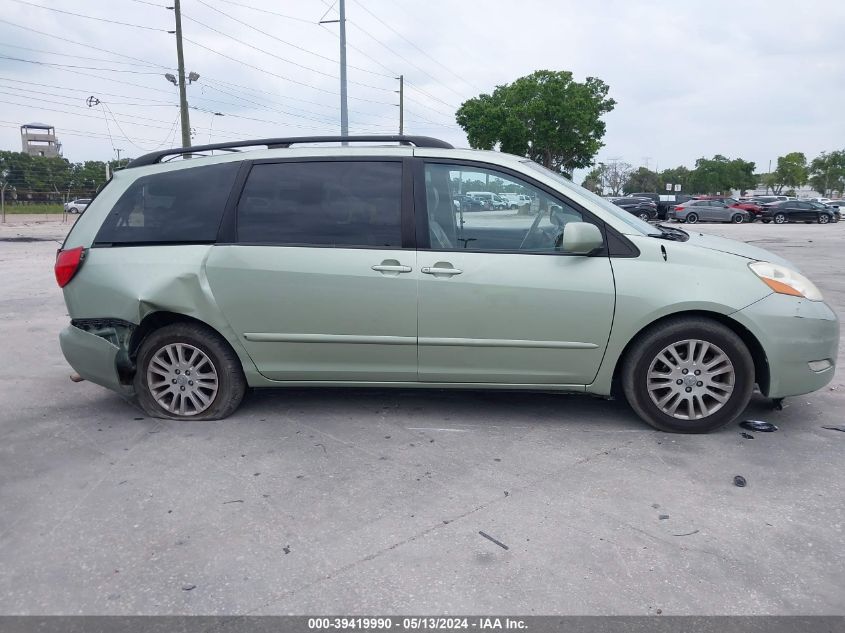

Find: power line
<box><xmin>205</xmin><ymin>0</ymin><xmax>322</xmax><ymax>25</ymax></box>
<box><xmin>0</xmin><ymin>43</ymin><xmax>168</xmax><ymax>69</ymax></box>
<box><xmin>0</xmin><ymin>54</ymin><xmax>169</xmax><ymax>75</ymax></box>
<box><xmin>195</xmin><ymin>0</ymin><xmax>393</xmax><ymax>79</ymax></box>
<box><xmin>8</xmin><ymin>0</ymin><xmax>168</xmax><ymax>32</ymax></box>
<box><xmin>348</xmin><ymin>0</ymin><xmax>481</xmax><ymax>94</ymax></box>
<box><xmin>0</xmin><ymin>18</ymin><xmax>172</xmax><ymax>70</ymax></box>
<box><xmin>180</xmin><ymin>11</ymin><xmax>392</xmax><ymax>92</ymax></box>
<box><xmin>181</xmin><ymin>36</ymin><xmax>390</xmax><ymax>105</ymax></box>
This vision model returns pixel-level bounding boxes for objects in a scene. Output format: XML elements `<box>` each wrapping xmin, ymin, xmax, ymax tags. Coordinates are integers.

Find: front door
<box><xmin>205</xmin><ymin>158</ymin><xmax>418</xmax><ymax>382</ymax></box>
<box><xmin>416</xmin><ymin>161</ymin><xmax>615</xmax><ymax>385</ymax></box>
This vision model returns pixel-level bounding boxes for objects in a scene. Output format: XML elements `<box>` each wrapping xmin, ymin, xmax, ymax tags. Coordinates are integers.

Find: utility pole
<box><xmin>172</xmin><ymin>0</ymin><xmax>192</xmax><ymax>148</ymax></box>
<box><xmin>397</xmin><ymin>75</ymin><xmax>404</xmax><ymax>135</ymax></box>
<box><xmin>115</xmin><ymin>148</ymin><xmax>123</xmax><ymax>164</ymax></box>
<box><xmin>339</xmin><ymin>0</ymin><xmax>349</xmax><ymax>140</ymax></box>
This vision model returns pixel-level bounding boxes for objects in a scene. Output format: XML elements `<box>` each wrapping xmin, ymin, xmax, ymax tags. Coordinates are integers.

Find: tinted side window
<box><xmin>237</xmin><ymin>161</ymin><xmax>402</xmax><ymax>247</ymax></box>
<box><xmin>95</xmin><ymin>162</ymin><xmax>239</xmax><ymax>244</ymax></box>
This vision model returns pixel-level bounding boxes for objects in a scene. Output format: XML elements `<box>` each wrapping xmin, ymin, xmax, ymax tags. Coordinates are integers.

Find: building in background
<box><xmin>20</xmin><ymin>122</ymin><xmax>62</xmax><ymax>158</ymax></box>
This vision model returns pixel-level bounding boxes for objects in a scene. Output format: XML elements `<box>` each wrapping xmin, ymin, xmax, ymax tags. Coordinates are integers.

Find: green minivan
<box><xmin>55</xmin><ymin>136</ymin><xmax>838</xmax><ymax>433</ymax></box>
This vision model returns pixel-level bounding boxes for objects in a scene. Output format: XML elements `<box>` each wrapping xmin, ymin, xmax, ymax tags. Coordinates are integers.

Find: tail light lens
<box><xmin>674</xmin><ymin>206</ymin><xmax>684</xmax><ymax>211</ymax></box>
<box><xmin>55</xmin><ymin>246</ymin><xmax>85</xmax><ymax>288</ymax></box>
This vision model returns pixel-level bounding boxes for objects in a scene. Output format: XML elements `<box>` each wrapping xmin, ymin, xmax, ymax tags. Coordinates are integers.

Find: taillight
<box><xmin>55</xmin><ymin>246</ymin><xmax>85</xmax><ymax>288</ymax></box>
<box><xmin>674</xmin><ymin>206</ymin><xmax>684</xmax><ymax>211</ymax></box>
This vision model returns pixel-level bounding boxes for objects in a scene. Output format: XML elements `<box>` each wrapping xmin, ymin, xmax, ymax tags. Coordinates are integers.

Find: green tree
<box><xmin>808</xmin><ymin>150</ymin><xmax>845</xmax><ymax>196</ymax></box>
<box><xmin>623</xmin><ymin>167</ymin><xmax>660</xmax><ymax>194</ymax></box>
<box><xmin>772</xmin><ymin>152</ymin><xmax>808</xmax><ymax>193</ymax></box>
<box><xmin>658</xmin><ymin>166</ymin><xmax>692</xmax><ymax>193</ymax></box>
<box><xmin>456</xmin><ymin>70</ymin><xmax>616</xmax><ymax>176</ymax></box>
<box><xmin>581</xmin><ymin>166</ymin><xmax>604</xmax><ymax>193</ymax></box>
<box><xmin>687</xmin><ymin>155</ymin><xmax>756</xmax><ymax>194</ymax></box>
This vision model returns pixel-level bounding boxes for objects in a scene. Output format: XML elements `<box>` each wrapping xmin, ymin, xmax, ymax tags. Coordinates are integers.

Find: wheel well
<box><xmin>610</xmin><ymin>310</ymin><xmax>770</xmax><ymax>397</ymax></box>
<box><xmin>120</xmin><ymin>312</ymin><xmax>230</xmax><ymax>383</ymax></box>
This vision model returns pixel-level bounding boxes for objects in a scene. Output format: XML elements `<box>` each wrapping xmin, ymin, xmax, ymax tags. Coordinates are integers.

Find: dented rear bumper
<box><xmin>59</xmin><ymin>323</ymin><xmax>135</xmax><ymax>396</ymax></box>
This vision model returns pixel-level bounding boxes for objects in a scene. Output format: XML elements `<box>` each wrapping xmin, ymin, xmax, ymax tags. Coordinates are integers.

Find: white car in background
<box><xmin>63</xmin><ymin>198</ymin><xmax>91</xmax><ymax>214</ymax></box>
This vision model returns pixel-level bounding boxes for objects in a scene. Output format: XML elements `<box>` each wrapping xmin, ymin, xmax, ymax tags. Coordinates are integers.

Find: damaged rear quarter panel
<box><xmin>61</xmin><ymin>245</ymin><xmax>261</xmax><ymax>382</ymax></box>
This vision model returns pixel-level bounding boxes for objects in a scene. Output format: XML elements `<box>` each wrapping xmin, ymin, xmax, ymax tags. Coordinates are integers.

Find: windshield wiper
<box><xmin>647</xmin><ymin>224</ymin><xmax>689</xmax><ymax>241</ymax></box>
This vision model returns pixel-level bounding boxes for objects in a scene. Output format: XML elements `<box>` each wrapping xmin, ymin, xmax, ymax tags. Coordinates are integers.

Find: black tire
<box><xmin>761</xmin><ymin>219</ymin><xmax>771</xmax><ymax>224</ymax></box>
<box><xmin>731</xmin><ymin>213</ymin><xmax>744</xmax><ymax>224</ymax></box>
<box><xmin>818</xmin><ymin>213</ymin><xmax>830</xmax><ymax>224</ymax></box>
<box><xmin>685</xmin><ymin>212</ymin><xmax>699</xmax><ymax>224</ymax></box>
<box><xmin>621</xmin><ymin>317</ymin><xmax>755</xmax><ymax>433</ymax></box>
<box><xmin>134</xmin><ymin>322</ymin><xmax>246</xmax><ymax>421</ymax></box>
<box><xmin>773</xmin><ymin>213</ymin><xmax>787</xmax><ymax>224</ymax></box>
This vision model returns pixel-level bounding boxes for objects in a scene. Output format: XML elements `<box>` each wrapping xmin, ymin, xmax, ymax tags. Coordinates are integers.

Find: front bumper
<box><xmin>59</xmin><ymin>325</ymin><xmax>134</xmax><ymax>396</ymax></box>
<box><xmin>732</xmin><ymin>294</ymin><xmax>839</xmax><ymax>398</ymax></box>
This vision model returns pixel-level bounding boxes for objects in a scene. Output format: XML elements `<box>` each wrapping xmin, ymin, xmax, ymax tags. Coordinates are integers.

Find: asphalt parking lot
<box><xmin>0</xmin><ymin>216</ymin><xmax>843</xmax><ymax>615</ymax></box>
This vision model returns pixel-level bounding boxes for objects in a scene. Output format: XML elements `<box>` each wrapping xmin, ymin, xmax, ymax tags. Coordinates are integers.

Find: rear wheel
<box><xmin>818</xmin><ymin>213</ymin><xmax>830</xmax><ymax>224</ymax></box>
<box><xmin>731</xmin><ymin>213</ymin><xmax>744</xmax><ymax>224</ymax></box>
<box><xmin>134</xmin><ymin>322</ymin><xmax>246</xmax><ymax>420</ymax></box>
<box><xmin>685</xmin><ymin>212</ymin><xmax>699</xmax><ymax>224</ymax></box>
<box><xmin>638</xmin><ymin>211</ymin><xmax>651</xmax><ymax>221</ymax></box>
<box><xmin>621</xmin><ymin>317</ymin><xmax>754</xmax><ymax>433</ymax></box>
<box><xmin>773</xmin><ymin>213</ymin><xmax>787</xmax><ymax>224</ymax></box>
<box><xmin>69</xmin><ymin>207</ymin><xmax>79</xmax><ymax>214</ymax></box>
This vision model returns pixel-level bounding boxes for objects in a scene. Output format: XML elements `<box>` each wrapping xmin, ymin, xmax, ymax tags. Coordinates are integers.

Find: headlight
<box><xmin>749</xmin><ymin>261</ymin><xmax>823</xmax><ymax>301</ymax></box>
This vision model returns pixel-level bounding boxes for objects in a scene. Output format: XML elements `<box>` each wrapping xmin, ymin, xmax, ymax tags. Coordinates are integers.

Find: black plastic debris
<box><xmin>672</xmin><ymin>530</ymin><xmax>699</xmax><ymax>537</ymax></box>
<box><xmin>740</xmin><ymin>420</ymin><xmax>778</xmax><ymax>433</ymax></box>
<box><xmin>479</xmin><ymin>531</ymin><xmax>509</xmax><ymax>550</ymax></box>
<box><xmin>223</xmin><ymin>500</ymin><xmax>244</xmax><ymax>504</ymax></box>
<box><xmin>181</xmin><ymin>584</ymin><xmax>196</xmax><ymax>591</ymax></box>
<box><xmin>659</xmin><ymin>514</ymin><xmax>669</xmax><ymax>520</ymax></box>
<box><xmin>741</xmin><ymin>432</ymin><xmax>754</xmax><ymax>440</ymax></box>
<box><xmin>283</xmin><ymin>546</ymin><xmax>291</xmax><ymax>555</ymax></box>
<box><xmin>822</xmin><ymin>426</ymin><xmax>845</xmax><ymax>433</ymax></box>
<box><xmin>733</xmin><ymin>475</ymin><xmax>747</xmax><ymax>487</ymax></box>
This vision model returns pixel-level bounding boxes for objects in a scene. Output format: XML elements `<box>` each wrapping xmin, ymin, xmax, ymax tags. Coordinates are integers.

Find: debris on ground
<box><xmin>672</xmin><ymin>530</ymin><xmax>699</xmax><ymax>537</ymax></box>
<box><xmin>223</xmin><ymin>500</ymin><xmax>244</xmax><ymax>504</ymax></box>
<box><xmin>741</xmin><ymin>432</ymin><xmax>754</xmax><ymax>440</ymax></box>
<box><xmin>821</xmin><ymin>426</ymin><xmax>845</xmax><ymax>433</ymax></box>
<box><xmin>283</xmin><ymin>546</ymin><xmax>291</xmax><ymax>555</ymax></box>
<box><xmin>659</xmin><ymin>514</ymin><xmax>669</xmax><ymax>520</ymax></box>
<box><xmin>733</xmin><ymin>475</ymin><xmax>747</xmax><ymax>487</ymax></box>
<box><xmin>504</xmin><ymin>491</ymin><xmax>509</xmax><ymax>497</ymax></box>
<box><xmin>478</xmin><ymin>531</ymin><xmax>509</xmax><ymax>550</ymax></box>
<box><xmin>181</xmin><ymin>584</ymin><xmax>196</xmax><ymax>591</ymax></box>
<box><xmin>740</xmin><ymin>420</ymin><xmax>778</xmax><ymax>433</ymax></box>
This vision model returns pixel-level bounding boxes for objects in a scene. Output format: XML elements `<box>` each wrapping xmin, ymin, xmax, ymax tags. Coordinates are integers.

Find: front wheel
<box><xmin>773</xmin><ymin>213</ymin><xmax>787</xmax><ymax>224</ymax></box>
<box><xmin>69</xmin><ymin>207</ymin><xmax>79</xmax><ymax>214</ymax></box>
<box><xmin>134</xmin><ymin>322</ymin><xmax>246</xmax><ymax>420</ymax></box>
<box><xmin>685</xmin><ymin>213</ymin><xmax>699</xmax><ymax>224</ymax></box>
<box><xmin>638</xmin><ymin>212</ymin><xmax>651</xmax><ymax>221</ymax></box>
<box><xmin>731</xmin><ymin>213</ymin><xmax>744</xmax><ymax>224</ymax></box>
<box><xmin>621</xmin><ymin>317</ymin><xmax>754</xmax><ymax>433</ymax></box>
<box><xmin>818</xmin><ymin>213</ymin><xmax>830</xmax><ymax>224</ymax></box>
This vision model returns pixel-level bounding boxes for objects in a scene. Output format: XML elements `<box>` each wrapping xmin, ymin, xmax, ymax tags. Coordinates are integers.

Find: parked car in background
<box><xmin>694</xmin><ymin>196</ymin><xmax>763</xmax><ymax>221</ymax></box>
<box><xmin>63</xmin><ymin>198</ymin><xmax>91</xmax><ymax>214</ymax></box>
<box><xmin>466</xmin><ymin>191</ymin><xmax>508</xmax><ymax>210</ymax></box>
<box><xmin>811</xmin><ymin>198</ymin><xmax>832</xmax><ymax>205</ymax></box>
<box><xmin>611</xmin><ymin>197</ymin><xmax>658</xmax><ymax>220</ymax></box>
<box><xmin>808</xmin><ymin>201</ymin><xmax>840</xmax><ymax>222</ymax></box>
<box><xmin>499</xmin><ymin>193</ymin><xmax>532</xmax><ymax>209</ymax></box>
<box><xmin>629</xmin><ymin>192</ymin><xmax>691</xmax><ymax>220</ymax></box>
<box><xmin>453</xmin><ymin>194</ymin><xmax>485</xmax><ymax>212</ymax></box>
<box><xmin>760</xmin><ymin>200</ymin><xmax>837</xmax><ymax>224</ymax></box>
<box><xmin>672</xmin><ymin>199</ymin><xmax>750</xmax><ymax>224</ymax></box>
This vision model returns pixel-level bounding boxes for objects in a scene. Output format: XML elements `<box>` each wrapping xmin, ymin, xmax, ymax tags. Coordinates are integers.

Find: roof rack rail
<box><xmin>126</xmin><ymin>135</ymin><xmax>454</xmax><ymax>168</ymax></box>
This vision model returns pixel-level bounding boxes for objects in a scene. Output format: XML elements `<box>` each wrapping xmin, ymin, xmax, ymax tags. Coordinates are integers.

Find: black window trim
<box><xmin>216</xmin><ymin>155</ymin><xmax>415</xmax><ymax>250</ymax></box>
<box><xmin>413</xmin><ymin>157</ymin><xmax>639</xmax><ymax>258</ymax></box>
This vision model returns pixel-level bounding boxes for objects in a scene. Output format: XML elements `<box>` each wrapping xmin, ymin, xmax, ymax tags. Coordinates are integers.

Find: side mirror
<box><xmin>560</xmin><ymin>222</ymin><xmax>603</xmax><ymax>255</ymax></box>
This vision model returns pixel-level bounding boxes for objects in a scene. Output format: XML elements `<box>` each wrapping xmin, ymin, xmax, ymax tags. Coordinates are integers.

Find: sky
<box><xmin>1</xmin><ymin>0</ymin><xmax>843</xmax><ymax>180</ymax></box>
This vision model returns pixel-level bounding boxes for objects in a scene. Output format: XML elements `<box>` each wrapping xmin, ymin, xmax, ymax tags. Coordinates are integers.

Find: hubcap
<box><xmin>775</xmin><ymin>215</ymin><xmax>785</xmax><ymax>223</ymax></box>
<box><xmin>146</xmin><ymin>343</ymin><xmax>218</xmax><ymax>416</ymax></box>
<box><xmin>646</xmin><ymin>339</ymin><xmax>735</xmax><ymax>420</ymax></box>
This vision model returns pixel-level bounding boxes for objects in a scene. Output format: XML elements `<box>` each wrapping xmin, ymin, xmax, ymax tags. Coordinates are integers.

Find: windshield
<box><xmin>521</xmin><ymin>160</ymin><xmax>654</xmax><ymax>235</ymax></box>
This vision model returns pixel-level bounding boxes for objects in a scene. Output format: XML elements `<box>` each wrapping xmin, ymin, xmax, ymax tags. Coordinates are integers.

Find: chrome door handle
<box><xmin>371</xmin><ymin>264</ymin><xmax>413</xmax><ymax>273</ymax></box>
<box><xmin>421</xmin><ymin>266</ymin><xmax>462</xmax><ymax>276</ymax></box>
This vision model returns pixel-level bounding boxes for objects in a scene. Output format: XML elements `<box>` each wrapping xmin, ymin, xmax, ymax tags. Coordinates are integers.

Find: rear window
<box><xmin>236</xmin><ymin>161</ymin><xmax>402</xmax><ymax>247</ymax></box>
<box><xmin>94</xmin><ymin>162</ymin><xmax>239</xmax><ymax>244</ymax></box>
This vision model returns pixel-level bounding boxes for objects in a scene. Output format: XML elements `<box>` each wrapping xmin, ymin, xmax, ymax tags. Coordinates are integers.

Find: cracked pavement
<box><xmin>0</xmin><ymin>218</ymin><xmax>843</xmax><ymax>614</ymax></box>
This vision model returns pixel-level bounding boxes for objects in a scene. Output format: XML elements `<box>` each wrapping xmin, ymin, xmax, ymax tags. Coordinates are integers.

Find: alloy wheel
<box><xmin>646</xmin><ymin>339</ymin><xmax>735</xmax><ymax>420</ymax></box>
<box><xmin>146</xmin><ymin>343</ymin><xmax>219</xmax><ymax>416</ymax></box>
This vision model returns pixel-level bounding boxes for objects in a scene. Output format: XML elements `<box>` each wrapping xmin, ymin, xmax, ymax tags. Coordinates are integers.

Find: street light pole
<box><xmin>173</xmin><ymin>0</ymin><xmax>192</xmax><ymax>148</ymax></box>
<box><xmin>338</xmin><ymin>0</ymin><xmax>348</xmax><ymax>141</ymax></box>
<box><xmin>397</xmin><ymin>74</ymin><xmax>404</xmax><ymax>135</ymax></box>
